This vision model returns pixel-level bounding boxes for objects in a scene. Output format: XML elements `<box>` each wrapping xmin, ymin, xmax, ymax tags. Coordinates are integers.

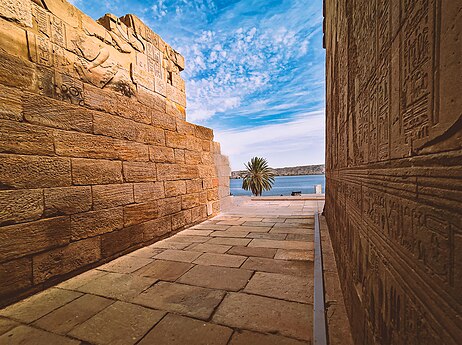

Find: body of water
<box><xmin>230</xmin><ymin>174</ymin><xmax>326</xmax><ymax>196</ymax></box>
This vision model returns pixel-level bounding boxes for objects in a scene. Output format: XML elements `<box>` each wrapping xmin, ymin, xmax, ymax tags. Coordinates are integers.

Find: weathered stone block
<box><xmin>93</xmin><ymin>112</ymin><xmax>165</xmax><ymax>145</ymax></box>
<box><xmin>149</xmin><ymin>145</ymin><xmax>175</xmax><ymax>163</ymax></box>
<box><xmin>172</xmin><ymin>209</ymin><xmax>192</xmax><ymax>230</ymax></box>
<box><xmin>165</xmin><ymin>180</ymin><xmax>186</xmax><ymax>197</ymax></box>
<box><xmin>186</xmin><ymin>179</ymin><xmax>203</xmax><ymax>193</ymax></box>
<box><xmin>0</xmin><ymin>119</ymin><xmax>54</xmax><ymax>155</ymax></box>
<box><xmin>124</xmin><ymin>202</ymin><xmax>159</xmax><ymax>227</ymax></box>
<box><xmin>101</xmin><ymin>225</ymin><xmax>144</xmax><ymax>258</ymax></box>
<box><xmin>0</xmin><ymin>154</ymin><xmax>71</xmax><ymax>189</ymax></box>
<box><xmin>71</xmin><ymin>208</ymin><xmax>124</xmax><ymax>240</ymax></box>
<box><xmin>92</xmin><ymin>184</ymin><xmax>134</xmax><ymax>210</ymax></box>
<box><xmin>158</xmin><ymin>196</ymin><xmax>182</xmax><ymax>216</ymax></box>
<box><xmin>72</xmin><ymin>158</ymin><xmax>123</xmax><ymax>185</ymax></box>
<box><xmin>55</xmin><ymin>130</ymin><xmax>149</xmax><ymax>161</ymax></box>
<box><xmin>174</xmin><ymin>148</ymin><xmax>185</xmax><ymax>163</ymax></box>
<box><xmin>185</xmin><ymin>150</ymin><xmax>202</xmax><ymax>164</ymax></box>
<box><xmin>151</xmin><ymin>110</ymin><xmax>176</xmax><ymax>131</ymax></box>
<box><xmin>157</xmin><ymin>164</ymin><xmax>199</xmax><ymax>180</ymax></box>
<box><xmin>133</xmin><ymin>181</ymin><xmax>164</xmax><ymax>202</ymax></box>
<box><xmin>0</xmin><ymin>217</ymin><xmax>70</xmax><ymax>262</ymax></box>
<box><xmin>0</xmin><ymin>84</ymin><xmax>22</xmax><ymax>121</ymax></box>
<box><xmin>165</xmin><ymin>131</ymin><xmax>188</xmax><ymax>149</ymax></box>
<box><xmin>84</xmin><ymin>84</ymin><xmax>151</xmax><ymax>124</ymax></box>
<box><xmin>176</xmin><ymin>119</ymin><xmax>195</xmax><ymax>135</ymax></box>
<box><xmin>198</xmin><ymin>165</ymin><xmax>216</xmax><ymax>178</ymax></box>
<box><xmin>44</xmin><ymin>186</ymin><xmax>92</xmax><ymax>216</ymax></box>
<box><xmin>195</xmin><ymin>125</ymin><xmax>214</xmax><ymax>140</ymax></box>
<box><xmin>23</xmin><ymin>93</ymin><xmax>93</xmax><ymax>133</ymax></box>
<box><xmin>0</xmin><ymin>52</ymin><xmax>36</xmax><ymax>91</ymax></box>
<box><xmin>181</xmin><ymin>193</ymin><xmax>202</xmax><ymax>210</ymax></box>
<box><xmin>0</xmin><ymin>189</ymin><xmax>43</xmax><ymax>226</ymax></box>
<box><xmin>33</xmin><ymin>237</ymin><xmax>101</xmax><ymax>284</ymax></box>
<box><xmin>191</xmin><ymin>205</ymin><xmax>207</xmax><ymax>222</ymax></box>
<box><xmin>122</xmin><ymin>161</ymin><xmax>157</xmax><ymax>182</ymax></box>
<box><xmin>142</xmin><ymin>215</ymin><xmax>172</xmax><ymax>241</ymax></box>
<box><xmin>0</xmin><ymin>257</ymin><xmax>32</xmax><ymax>299</ymax></box>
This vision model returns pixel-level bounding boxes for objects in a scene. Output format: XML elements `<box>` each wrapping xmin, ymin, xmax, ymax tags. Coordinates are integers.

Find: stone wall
<box><xmin>323</xmin><ymin>1</ymin><xmax>461</xmax><ymax>344</ymax></box>
<box><xmin>0</xmin><ymin>0</ymin><xmax>230</xmax><ymax>306</ymax></box>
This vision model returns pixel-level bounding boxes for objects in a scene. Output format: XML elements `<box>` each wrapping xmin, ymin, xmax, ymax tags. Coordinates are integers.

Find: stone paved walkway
<box><xmin>0</xmin><ymin>198</ymin><xmax>324</xmax><ymax>345</ymax></box>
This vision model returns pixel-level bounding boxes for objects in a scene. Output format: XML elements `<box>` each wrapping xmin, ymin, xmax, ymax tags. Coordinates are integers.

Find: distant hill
<box><xmin>231</xmin><ymin>164</ymin><xmax>325</xmax><ymax>178</ymax></box>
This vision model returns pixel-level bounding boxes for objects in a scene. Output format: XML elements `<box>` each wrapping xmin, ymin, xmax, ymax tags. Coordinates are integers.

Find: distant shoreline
<box><xmin>231</xmin><ymin>164</ymin><xmax>325</xmax><ymax>179</ymax></box>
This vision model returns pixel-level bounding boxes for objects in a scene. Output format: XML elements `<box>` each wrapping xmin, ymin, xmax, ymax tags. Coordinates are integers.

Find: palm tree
<box><xmin>242</xmin><ymin>157</ymin><xmax>275</xmax><ymax>196</ymax></box>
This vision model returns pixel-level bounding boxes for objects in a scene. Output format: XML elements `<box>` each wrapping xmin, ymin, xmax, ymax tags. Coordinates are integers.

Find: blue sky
<box><xmin>71</xmin><ymin>0</ymin><xmax>325</xmax><ymax>169</ymax></box>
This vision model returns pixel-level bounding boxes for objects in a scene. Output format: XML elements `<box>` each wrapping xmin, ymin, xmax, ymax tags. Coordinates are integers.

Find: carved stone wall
<box><xmin>324</xmin><ymin>0</ymin><xmax>462</xmax><ymax>344</ymax></box>
<box><xmin>0</xmin><ymin>0</ymin><xmax>230</xmax><ymax>306</ymax></box>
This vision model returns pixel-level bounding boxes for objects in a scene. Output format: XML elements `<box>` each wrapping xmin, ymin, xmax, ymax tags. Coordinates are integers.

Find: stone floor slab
<box><xmin>136</xmin><ymin>260</ymin><xmax>193</xmax><ymax>281</ymax></box>
<box><xmin>241</xmin><ymin>257</ymin><xmax>312</xmax><ymax>277</ymax></box>
<box><xmin>248</xmin><ymin>239</ymin><xmax>313</xmax><ymax>250</ymax></box>
<box><xmin>173</xmin><ymin>235</ymin><xmax>210</xmax><ymax>243</ymax></box>
<box><xmin>98</xmin><ymin>255</ymin><xmax>153</xmax><ymax>274</ymax></box>
<box><xmin>57</xmin><ymin>269</ymin><xmax>108</xmax><ymax>291</ymax></box>
<box><xmin>154</xmin><ymin>249</ymin><xmax>202</xmax><ymax>263</ymax></box>
<box><xmin>193</xmin><ymin>253</ymin><xmax>247</xmax><ymax>268</ymax></box>
<box><xmin>216</xmin><ymin>220</ymin><xmax>245</xmax><ymax>226</ymax></box>
<box><xmin>246</xmin><ymin>232</ymin><xmax>287</xmax><ymax>240</ymax></box>
<box><xmin>128</xmin><ymin>246</ymin><xmax>164</xmax><ymax>258</ymax></box>
<box><xmin>133</xmin><ymin>281</ymin><xmax>225</xmax><ymax>320</ymax></box>
<box><xmin>180</xmin><ymin>229</ymin><xmax>213</xmax><ymax>236</ymax></box>
<box><xmin>192</xmin><ymin>224</ymin><xmax>231</xmax><ymax>231</ymax></box>
<box><xmin>213</xmin><ymin>292</ymin><xmax>311</xmax><ymax>341</ymax></box>
<box><xmin>33</xmin><ymin>294</ymin><xmax>113</xmax><ymax>334</ymax></box>
<box><xmin>211</xmin><ymin>230</ymin><xmax>249</xmax><ymax>238</ymax></box>
<box><xmin>69</xmin><ymin>301</ymin><xmax>165</xmax><ymax>345</ymax></box>
<box><xmin>242</xmin><ymin>221</ymin><xmax>275</xmax><ymax>227</ymax></box>
<box><xmin>275</xmin><ymin>249</ymin><xmax>314</xmax><ymax>261</ymax></box>
<box><xmin>0</xmin><ymin>325</ymin><xmax>80</xmax><ymax>345</ymax></box>
<box><xmin>76</xmin><ymin>272</ymin><xmax>155</xmax><ymax>301</ymax></box>
<box><xmin>270</xmin><ymin>227</ymin><xmax>312</xmax><ymax>234</ymax></box>
<box><xmin>178</xmin><ymin>265</ymin><xmax>253</xmax><ymax>291</ymax></box>
<box><xmin>186</xmin><ymin>243</ymin><xmax>232</xmax><ymax>254</ymax></box>
<box><xmin>286</xmin><ymin>233</ymin><xmax>313</xmax><ymax>241</ymax></box>
<box><xmin>0</xmin><ymin>288</ymin><xmax>82</xmax><ymax>323</ymax></box>
<box><xmin>229</xmin><ymin>330</ymin><xmax>309</xmax><ymax>345</ymax></box>
<box><xmin>150</xmin><ymin>240</ymin><xmax>190</xmax><ymax>250</ymax></box>
<box><xmin>207</xmin><ymin>237</ymin><xmax>251</xmax><ymax>246</ymax></box>
<box><xmin>0</xmin><ymin>317</ymin><xmax>19</xmax><ymax>335</ymax></box>
<box><xmin>138</xmin><ymin>314</ymin><xmax>233</xmax><ymax>345</ymax></box>
<box><xmin>244</xmin><ymin>271</ymin><xmax>313</xmax><ymax>303</ymax></box>
<box><xmin>227</xmin><ymin>246</ymin><xmax>277</xmax><ymax>258</ymax></box>
<box><xmin>229</xmin><ymin>225</ymin><xmax>272</xmax><ymax>233</ymax></box>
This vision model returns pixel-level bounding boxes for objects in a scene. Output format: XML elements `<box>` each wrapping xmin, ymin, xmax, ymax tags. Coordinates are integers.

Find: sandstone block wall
<box><xmin>0</xmin><ymin>0</ymin><xmax>229</xmax><ymax>306</ymax></box>
<box><xmin>324</xmin><ymin>1</ymin><xmax>461</xmax><ymax>344</ymax></box>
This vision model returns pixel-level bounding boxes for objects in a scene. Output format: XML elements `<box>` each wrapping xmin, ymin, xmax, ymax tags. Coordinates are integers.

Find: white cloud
<box><xmin>214</xmin><ymin>110</ymin><xmax>326</xmax><ymax>170</ymax></box>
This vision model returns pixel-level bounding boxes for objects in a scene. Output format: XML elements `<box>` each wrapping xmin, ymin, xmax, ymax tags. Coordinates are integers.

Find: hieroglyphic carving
<box><xmin>27</xmin><ymin>31</ymin><xmax>53</xmax><ymax>67</ymax></box>
<box><xmin>54</xmin><ymin>73</ymin><xmax>84</xmax><ymax>105</ymax></box>
<box><xmin>400</xmin><ymin>0</ymin><xmax>438</xmax><ymax>148</ymax></box>
<box><xmin>33</xmin><ymin>4</ymin><xmax>51</xmax><ymax>37</ymax></box>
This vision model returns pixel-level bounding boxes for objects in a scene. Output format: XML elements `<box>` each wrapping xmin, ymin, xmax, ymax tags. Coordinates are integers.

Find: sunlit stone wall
<box><xmin>323</xmin><ymin>0</ymin><xmax>462</xmax><ymax>344</ymax></box>
<box><xmin>0</xmin><ymin>0</ymin><xmax>230</xmax><ymax>306</ymax></box>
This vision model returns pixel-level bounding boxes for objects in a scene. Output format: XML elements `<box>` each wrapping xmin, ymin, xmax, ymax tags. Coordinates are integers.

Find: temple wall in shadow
<box><xmin>0</xmin><ymin>0</ymin><xmax>230</xmax><ymax>306</ymax></box>
<box><xmin>323</xmin><ymin>0</ymin><xmax>461</xmax><ymax>344</ymax></box>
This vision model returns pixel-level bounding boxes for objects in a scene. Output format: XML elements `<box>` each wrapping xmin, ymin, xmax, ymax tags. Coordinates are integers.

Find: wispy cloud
<box><xmin>69</xmin><ymin>0</ymin><xmax>325</xmax><ymax>168</ymax></box>
<box><xmin>215</xmin><ymin>110</ymin><xmax>325</xmax><ymax>169</ymax></box>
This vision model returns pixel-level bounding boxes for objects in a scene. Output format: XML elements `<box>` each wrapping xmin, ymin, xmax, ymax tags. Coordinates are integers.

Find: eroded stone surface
<box><xmin>139</xmin><ymin>314</ymin><xmax>233</xmax><ymax>345</ymax></box>
<box><xmin>133</xmin><ymin>282</ymin><xmax>225</xmax><ymax>320</ymax></box>
<box><xmin>69</xmin><ymin>301</ymin><xmax>165</xmax><ymax>345</ymax></box>
<box><xmin>178</xmin><ymin>265</ymin><xmax>252</xmax><ymax>291</ymax></box>
<box><xmin>213</xmin><ymin>293</ymin><xmax>312</xmax><ymax>341</ymax></box>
